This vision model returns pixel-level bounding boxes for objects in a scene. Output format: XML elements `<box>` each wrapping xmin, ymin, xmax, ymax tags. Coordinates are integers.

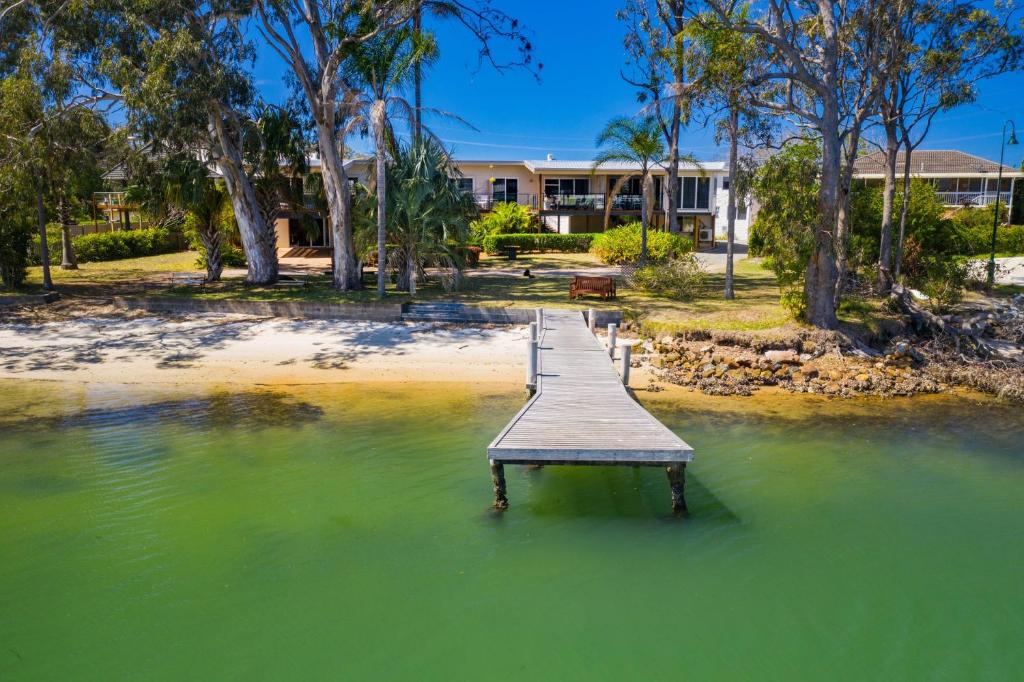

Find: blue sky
<box><xmin>253</xmin><ymin>1</ymin><xmax>1024</xmax><ymax>167</ymax></box>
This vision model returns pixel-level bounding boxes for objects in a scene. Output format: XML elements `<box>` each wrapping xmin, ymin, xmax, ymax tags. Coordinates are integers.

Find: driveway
<box><xmin>694</xmin><ymin>242</ymin><xmax>749</xmax><ymax>273</ymax></box>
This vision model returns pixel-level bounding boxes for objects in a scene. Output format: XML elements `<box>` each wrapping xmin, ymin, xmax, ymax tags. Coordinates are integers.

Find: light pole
<box><xmin>988</xmin><ymin>120</ymin><xmax>1018</xmax><ymax>288</ymax></box>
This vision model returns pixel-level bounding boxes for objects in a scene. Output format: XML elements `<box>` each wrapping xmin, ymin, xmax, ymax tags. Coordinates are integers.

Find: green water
<box><xmin>1</xmin><ymin>380</ymin><xmax>1022</xmax><ymax>680</ymax></box>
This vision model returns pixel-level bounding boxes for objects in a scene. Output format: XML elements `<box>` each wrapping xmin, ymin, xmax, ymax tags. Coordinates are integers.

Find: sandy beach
<box><xmin>0</xmin><ymin>312</ymin><xmax>534</xmax><ymax>386</ymax></box>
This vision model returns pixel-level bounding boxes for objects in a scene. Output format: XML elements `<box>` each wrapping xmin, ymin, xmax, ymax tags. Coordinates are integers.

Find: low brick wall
<box><xmin>112</xmin><ymin>296</ymin><xmax>404</xmax><ymax>322</ymax></box>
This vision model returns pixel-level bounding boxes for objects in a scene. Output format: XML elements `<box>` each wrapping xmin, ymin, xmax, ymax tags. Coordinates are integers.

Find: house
<box><xmin>852</xmin><ymin>150</ymin><xmax>1022</xmax><ymax>213</ymax></box>
<box><xmin>276</xmin><ymin>154</ymin><xmax>757</xmax><ymax>252</ymax></box>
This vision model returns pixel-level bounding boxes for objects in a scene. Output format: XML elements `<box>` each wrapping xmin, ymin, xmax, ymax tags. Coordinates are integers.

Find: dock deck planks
<box><xmin>487</xmin><ymin>309</ymin><xmax>693</xmax><ymax>511</ymax></box>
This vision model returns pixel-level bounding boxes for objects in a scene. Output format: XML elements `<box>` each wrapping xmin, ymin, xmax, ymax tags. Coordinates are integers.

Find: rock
<box><xmin>701</xmin><ymin>364</ymin><xmax>716</xmax><ymax>378</ymax></box>
<box><xmin>700</xmin><ymin>345</ymin><xmax>714</xmax><ymax>354</ymax></box>
<box><xmin>855</xmin><ymin>373</ymin><xmax>871</xmax><ymax>383</ymax></box>
<box><xmin>800</xmin><ymin>365</ymin><xmax>819</xmax><ymax>379</ymax></box>
<box><xmin>765</xmin><ymin>350</ymin><xmax>800</xmax><ymax>364</ymax></box>
<box><xmin>650</xmin><ymin>355</ymin><xmax>666</xmax><ymax>368</ymax></box>
<box><xmin>664</xmin><ymin>352</ymin><xmax>681</xmax><ymax>364</ymax></box>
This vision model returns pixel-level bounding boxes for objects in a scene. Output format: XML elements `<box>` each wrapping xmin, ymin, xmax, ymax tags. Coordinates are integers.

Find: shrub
<box><xmin>31</xmin><ymin>226</ymin><xmax>181</xmax><ymax>265</ymax></box>
<box><xmin>952</xmin><ymin>220</ymin><xmax>1024</xmax><ymax>256</ymax></box>
<box><xmin>0</xmin><ymin>212</ymin><xmax>33</xmax><ymax>288</ymax></box>
<box><xmin>630</xmin><ymin>255</ymin><xmax>707</xmax><ymax>299</ymax></box>
<box><xmin>918</xmin><ymin>256</ymin><xmax>970</xmax><ymax>313</ymax></box>
<box><xmin>470</xmin><ymin>202</ymin><xmax>539</xmax><ymax>239</ymax></box>
<box><xmin>589</xmin><ymin>222</ymin><xmax>691</xmax><ymax>264</ymax></box>
<box><xmin>481</xmin><ymin>233</ymin><xmax>595</xmax><ymax>254</ymax></box>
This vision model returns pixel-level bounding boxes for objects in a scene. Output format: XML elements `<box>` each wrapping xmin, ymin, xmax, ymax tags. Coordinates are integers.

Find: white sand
<box><xmin>0</xmin><ymin>314</ymin><xmax>532</xmax><ymax>386</ymax></box>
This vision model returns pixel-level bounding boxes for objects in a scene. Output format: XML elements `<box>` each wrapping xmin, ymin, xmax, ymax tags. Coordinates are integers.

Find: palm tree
<box><xmin>593</xmin><ymin>116</ymin><xmax>665</xmax><ymax>264</ymax></box>
<box><xmin>346</xmin><ymin>24</ymin><xmax>438</xmax><ymax>298</ymax></box>
<box><xmin>386</xmin><ymin>137</ymin><xmax>476</xmax><ymax>295</ymax></box>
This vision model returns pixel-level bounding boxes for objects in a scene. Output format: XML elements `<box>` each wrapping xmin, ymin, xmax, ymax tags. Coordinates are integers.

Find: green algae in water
<box><xmin>1</xmin><ymin>381</ymin><xmax>1023</xmax><ymax>680</ymax></box>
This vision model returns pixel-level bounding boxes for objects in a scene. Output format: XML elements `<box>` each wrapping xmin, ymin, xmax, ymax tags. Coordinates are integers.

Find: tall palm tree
<box><xmin>346</xmin><ymin>24</ymin><xmax>438</xmax><ymax>298</ymax></box>
<box><xmin>387</xmin><ymin>137</ymin><xmax>476</xmax><ymax>295</ymax></box>
<box><xmin>593</xmin><ymin>116</ymin><xmax>665</xmax><ymax>264</ymax></box>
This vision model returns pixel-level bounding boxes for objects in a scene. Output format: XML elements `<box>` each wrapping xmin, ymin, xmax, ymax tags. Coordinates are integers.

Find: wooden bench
<box><xmin>168</xmin><ymin>273</ymin><xmax>206</xmax><ymax>290</ymax></box>
<box><xmin>569</xmin><ymin>275</ymin><xmax>616</xmax><ymax>300</ymax></box>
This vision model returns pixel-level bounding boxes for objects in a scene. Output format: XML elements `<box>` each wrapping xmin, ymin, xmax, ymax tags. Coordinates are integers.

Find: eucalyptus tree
<box><xmin>386</xmin><ymin>137</ymin><xmax>475</xmax><ymax>294</ymax></box>
<box><xmin>346</xmin><ymin>22</ymin><xmax>437</xmax><ymax>298</ymax></box>
<box><xmin>618</xmin><ymin>0</ymin><xmax>694</xmax><ymax>234</ymax></box>
<box><xmin>98</xmin><ymin>0</ymin><xmax>280</xmax><ymax>284</ymax></box>
<box><xmin>593</xmin><ymin>116</ymin><xmax>666</xmax><ymax>265</ymax></box>
<box><xmin>701</xmin><ymin>0</ymin><xmax>892</xmax><ymax>328</ymax></box>
<box><xmin>689</xmin><ymin>6</ymin><xmax>766</xmax><ymax>299</ymax></box>
<box><xmin>874</xmin><ymin>0</ymin><xmax>1023</xmax><ymax>290</ymax></box>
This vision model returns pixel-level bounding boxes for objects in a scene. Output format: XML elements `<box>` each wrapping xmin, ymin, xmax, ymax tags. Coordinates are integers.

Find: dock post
<box><xmin>588</xmin><ymin>308</ymin><xmax>596</xmax><ymax>334</ymax></box>
<box><xmin>607</xmin><ymin>323</ymin><xmax>617</xmax><ymax>359</ymax></box>
<box><xmin>666</xmin><ymin>463</ymin><xmax>687</xmax><ymax>514</ymax></box>
<box><xmin>490</xmin><ymin>460</ymin><xmax>508</xmax><ymax>510</ymax></box>
<box><xmin>621</xmin><ymin>344</ymin><xmax>632</xmax><ymax>386</ymax></box>
<box><xmin>529</xmin><ymin>320</ymin><xmax>538</xmax><ymax>343</ymax></box>
<box><xmin>536</xmin><ymin>308</ymin><xmax>544</xmax><ymax>330</ymax></box>
<box><xmin>526</xmin><ymin>337</ymin><xmax>538</xmax><ymax>391</ymax></box>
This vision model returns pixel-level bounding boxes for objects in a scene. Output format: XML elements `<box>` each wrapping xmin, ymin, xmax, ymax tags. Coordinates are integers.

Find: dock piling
<box><xmin>536</xmin><ymin>308</ymin><xmax>544</xmax><ymax>330</ymax></box>
<box><xmin>607</xmin><ymin>323</ymin><xmax>617</xmax><ymax>359</ymax></box>
<box><xmin>490</xmin><ymin>460</ymin><xmax>508</xmax><ymax>510</ymax></box>
<box><xmin>666</xmin><ymin>463</ymin><xmax>687</xmax><ymax>514</ymax></box>
<box><xmin>588</xmin><ymin>308</ymin><xmax>596</xmax><ymax>334</ymax></box>
<box><xmin>621</xmin><ymin>343</ymin><xmax>632</xmax><ymax>386</ymax></box>
<box><xmin>526</xmin><ymin>337</ymin><xmax>538</xmax><ymax>391</ymax></box>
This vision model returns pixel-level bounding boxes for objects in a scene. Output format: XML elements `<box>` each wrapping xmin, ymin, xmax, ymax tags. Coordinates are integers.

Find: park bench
<box><xmin>168</xmin><ymin>273</ymin><xmax>206</xmax><ymax>291</ymax></box>
<box><xmin>569</xmin><ymin>275</ymin><xmax>616</xmax><ymax>300</ymax></box>
<box><xmin>274</xmin><ymin>273</ymin><xmax>310</xmax><ymax>288</ymax></box>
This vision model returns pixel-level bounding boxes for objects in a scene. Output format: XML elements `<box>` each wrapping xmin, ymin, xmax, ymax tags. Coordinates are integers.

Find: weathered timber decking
<box><xmin>487</xmin><ymin>308</ymin><xmax>694</xmax><ymax>511</ymax></box>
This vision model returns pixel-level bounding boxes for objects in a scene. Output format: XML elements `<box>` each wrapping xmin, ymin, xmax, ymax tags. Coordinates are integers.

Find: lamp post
<box><xmin>988</xmin><ymin>120</ymin><xmax>1018</xmax><ymax>288</ymax></box>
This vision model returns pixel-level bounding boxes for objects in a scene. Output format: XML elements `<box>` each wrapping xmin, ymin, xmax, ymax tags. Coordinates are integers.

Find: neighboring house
<box><xmin>277</xmin><ymin>154</ymin><xmax>757</xmax><ymax>251</ymax></box>
<box><xmin>853</xmin><ymin>150</ymin><xmax>1022</xmax><ymax>215</ymax></box>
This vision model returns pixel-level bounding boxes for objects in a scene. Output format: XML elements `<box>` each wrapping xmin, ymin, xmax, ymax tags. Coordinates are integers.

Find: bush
<box><xmin>918</xmin><ymin>256</ymin><xmax>970</xmax><ymax>313</ymax></box>
<box><xmin>470</xmin><ymin>202</ymin><xmax>539</xmax><ymax>239</ymax></box>
<box><xmin>31</xmin><ymin>226</ymin><xmax>181</xmax><ymax>265</ymax></box>
<box><xmin>589</xmin><ymin>222</ymin><xmax>691</xmax><ymax>264</ymax></box>
<box><xmin>481</xmin><ymin>233</ymin><xmax>594</xmax><ymax>255</ymax></box>
<box><xmin>0</xmin><ymin>212</ymin><xmax>33</xmax><ymax>288</ymax></box>
<box><xmin>630</xmin><ymin>255</ymin><xmax>707</xmax><ymax>299</ymax></box>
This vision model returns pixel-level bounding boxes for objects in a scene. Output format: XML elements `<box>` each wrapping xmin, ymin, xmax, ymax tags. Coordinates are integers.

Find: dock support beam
<box><xmin>666</xmin><ymin>463</ymin><xmax>687</xmax><ymax>514</ymax></box>
<box><xmin>607</xmin><ymin>323</ymin><xmax>617</xmax><ymax>359</ymax></box>
<box><xmin>490</xmin><ymin>460</ymin><xmax>508</xmax><ymax>510</ymax></box>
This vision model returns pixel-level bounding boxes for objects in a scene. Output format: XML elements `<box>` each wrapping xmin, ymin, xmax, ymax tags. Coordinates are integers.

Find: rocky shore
<box><xmin>631</xmin><ymin>326</ymin><xmax>1023</xmax><ymax>402</ymax></box>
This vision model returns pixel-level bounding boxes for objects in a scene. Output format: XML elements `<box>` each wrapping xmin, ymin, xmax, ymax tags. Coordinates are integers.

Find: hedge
<box><xmin>481</xmin><ymin>233</ymin><xmax>595</xmax><ymax>254</ymax></box>
<box><xmin>589</xmin><ymin>222</ymin><xmax>691</xmax><ymax>264</ymax></box>
<box><xmin>32</xmin><ymin>227</ymin><xmax>185</xmax><ymax>265</ymax></box>
<box><xmin>957</xmin><ymin>224</ymin><xmax>1024</xmax><ymax>256</ymax></box>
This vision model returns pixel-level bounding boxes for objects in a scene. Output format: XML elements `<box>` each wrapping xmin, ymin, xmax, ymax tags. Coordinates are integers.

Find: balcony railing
<box><xmin>93</xmin><ymin>191</ymin><xmax>132</xmax><ymax>208</ymax></box>
<box><xmin>937</xmin><ymin>191</ymin><xmax>1012</xmax><ymax>207</ymax></box>
<box><xmin>540</xmin><ymin>193</ymin><xmax>663</xmax><ymax>212</ymax></box>
<box><xmin>468</xmin><ymin>192</ymin><xmax>538</xmax><ymax>210</ymax></box>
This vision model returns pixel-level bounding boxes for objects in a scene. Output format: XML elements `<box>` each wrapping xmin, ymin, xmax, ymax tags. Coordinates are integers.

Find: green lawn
<box><xmin>16</xmin><ymin>250</ymin><xmax>800</xmax><ymax>331</ymax></box>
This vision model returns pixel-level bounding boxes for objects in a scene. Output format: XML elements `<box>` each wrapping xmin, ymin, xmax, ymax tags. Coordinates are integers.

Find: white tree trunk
<box><xmin>209</xmin><ymin>113</ymin><xmax>277</xmax><ymax>284</ymax></box>
<box><xmin>640</xmin><ymin>171</ymin><xmax>650</xmax><ymax>265</ymax></box>
<box><xmin>373</xmin><ymin>102</ymin><xmax>387</xmax><ymax>298</ymax></box>
<box><xmin>724</xmin><ymin>109</ymin><xmax>739</xmax><ymax>300</ymax></box>
<box><xmin>316</xmin><ymin>119</ymin><xmax>360</xmax><ymax>290</ymax></box>
<box><xmin>805</xmin><ymin>106</ymin><xmax>841</xmax><ymax>329</ymax></box>
<box><xmin>877</xmin><ymin>120</ymin><xmax>899</xmax><ymax>292</ymax></box>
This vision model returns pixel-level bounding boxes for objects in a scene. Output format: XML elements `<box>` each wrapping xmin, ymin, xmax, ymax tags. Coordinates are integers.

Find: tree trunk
<box><xmin>35</xmin><ymin>183</ymin><xmax>53</xmax><ymax>291</ymax></box>
<box><xmin>316</xmin><ymin>119</ymin><xmax>361</xmax><ymax>290</ymax></box>
<box><xmin>724</xmin><ymin>108</ymin><xmax>739</xmax><ymax>300</ymax></box>
<box><xmin>413</xmin><ymin>7</ymin><xmax>423</xmax><ymax>141</ymax></box>
<box><xmin>805</xmin><ymin>120</ymin><xmax>841</xmax><ymax>329</ymax></box>
<box><xmin>640</xmin><ymin>171</ymin><xmax>650</xmax><ymax>265</ymax></box>
<box><xmin>209</xmin><ymin>113</ymin><xmax>277</xmax><ymax>284</ymax></box>
<box><xmin>665</xmin><ymin>90</ymin><xmax>681</xmax><ymax>233</ymax></box>
<box><xmin>200</xmin><ymin>221</ymin><xmax>224</xmax><ymax>282</ymax></box>
<box><xmin>876</xmin><ymin>120</ymin><xmax>899</xmax><ymax>293</ymax></box>
<box><xmin>894</xmin><ymin>142</ymin><xmax>913</xmax><ymax>280</ymax></box>
<box><xmin>833</xmin><ymin>125</ymin><xmax>861</xmax><ymax>309</ymax></box>
<box><xmin>57</xmin><ymin>195</ymin><xmax>78</xmax><ymax>270</ymax></box>
<box><xmin>373</xmin><ymin>102</ymin><xmax>388</xmax><ymax>298</ymax></box>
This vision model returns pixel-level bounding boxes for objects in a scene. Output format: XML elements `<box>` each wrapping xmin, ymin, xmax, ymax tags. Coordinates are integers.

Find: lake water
<box><xmin>1</xmin><ymin>380</ymin><xmax>1022</xmax><ymax>680</ymax></box>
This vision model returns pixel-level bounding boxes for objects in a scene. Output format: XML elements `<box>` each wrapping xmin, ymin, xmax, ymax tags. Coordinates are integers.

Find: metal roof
<box><xmin>853</xmin><ymin>150</ymin><xmax>1021</xmax><ymax>176</ymax></box>
<box><xmin>524</xmin><ymin>159</ymin><xmax>726</xmax><ymax>173</ymax></box>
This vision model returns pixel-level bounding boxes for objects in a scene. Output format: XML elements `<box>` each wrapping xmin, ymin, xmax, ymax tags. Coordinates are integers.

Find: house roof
<box><xmin>853</xmin><ymin>150</ymin><xmax>1021</xmax><ymax>176</ymax></box>
<box><xmin>523</xmin><ymin>159</ymin><xmax>726</xmax><ymax>173</ymax></box>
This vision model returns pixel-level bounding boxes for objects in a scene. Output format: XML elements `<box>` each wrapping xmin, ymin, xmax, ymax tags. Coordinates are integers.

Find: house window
<box><xmin>455</xmin><ymin>177</ymin><xmax>474</xmax><ymax>193</ymax></box>
<box><xmin>492</xmin><ymin>178</ymin><xmax>518</xmax><ymax>203</ymax></box>
<box><xmin>544</xmin><ymin>178</ymin><xmax>589</xmax><ymax>196</ymax></box>
<box><xmin>612</xmin><ymin>176</ymin><xmax>643</xmax><ymax>196</ymax></box>
<box><xmin>678</xmin><ymin>177</ymin><xmax>711</xmax><ymax>210</ymax></box>
<box><xmin>722</xmin><ymin>178</ymin><xmax>730</xmax><ymax>190</ymax></box>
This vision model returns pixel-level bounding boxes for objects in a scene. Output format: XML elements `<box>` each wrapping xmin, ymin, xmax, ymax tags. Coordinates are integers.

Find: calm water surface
<box><xmin>1</xmin><ymin>380</ymin><xmax>1022</xmax><ymax>680</ymax></box>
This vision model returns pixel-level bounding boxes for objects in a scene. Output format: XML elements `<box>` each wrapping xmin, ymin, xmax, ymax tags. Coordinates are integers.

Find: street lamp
<box><xmin>988</xmin><ymin>120</ymin><xmax>1018</xmax><ymax>288</ymax></box>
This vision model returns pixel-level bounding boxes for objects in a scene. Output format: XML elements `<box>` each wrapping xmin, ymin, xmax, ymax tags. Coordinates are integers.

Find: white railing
<box><xmin>936</xmin><ymin>191</ymin><xmax>1012</xmax><ymax>207</ymax></box>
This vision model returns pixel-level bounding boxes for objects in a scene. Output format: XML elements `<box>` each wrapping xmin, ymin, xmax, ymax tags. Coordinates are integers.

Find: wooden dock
<box><xmin>487</xmin><ymin>308</ymin><xmax>694</xmax><ymax>512</ymax></box>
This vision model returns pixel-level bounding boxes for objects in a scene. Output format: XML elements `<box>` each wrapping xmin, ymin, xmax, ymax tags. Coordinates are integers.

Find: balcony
<box><xmin>937</xmin><ymin>191</ymin><xmax>1012</xmax><ymax>207</ymax></box>
<box><xmin>541</xmin><ymin>193</ymin><xmax>662</xmax><ymax>213</ymax></box>
<box><xmin>468</xmin><ymin>192</ymin><xmax>538</xmax><ymax>211</ymax></box>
